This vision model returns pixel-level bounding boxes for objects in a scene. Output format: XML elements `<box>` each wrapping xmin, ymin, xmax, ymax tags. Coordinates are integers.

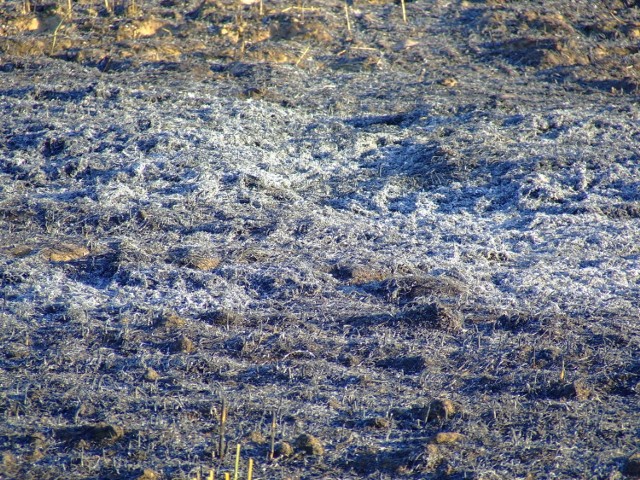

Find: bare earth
<box><xmin>1</xmin><ymin>0</ymin><xmax>640</xmax><ymax>478</ymax></box>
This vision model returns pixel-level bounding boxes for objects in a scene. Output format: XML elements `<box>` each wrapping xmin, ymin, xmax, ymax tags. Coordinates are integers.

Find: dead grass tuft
<box><xmin>399</xmin><ymin>302</ymin><xmax>464</xmax><ymax>333</ymax></box>
<box><xmin>43</xmin><ymin>243</ymin><xmax>89</xmax><ymax>262</ymax></box>
<box><xmin>394</xmin><ymin>398</ymin><xmax>459</xmax><ymax>425</ymax></box>
<box><xmin>210</xmin><ymin>309</ymin><xmax>245</xmax><ymax>327</ymax></box>
<box><xmin>331</xmin><ymin>264</ymin><xmax>389</xmax><ymax>284</ymax></box>
<box><xmin>382</xmin><ymin>275</ymin><xmax>466</xmax><ymax>304</ymax></box>
<box><xmin>294</xmin><ymin>433</ymin><xmax>324</xmax><ymax>455</ymax></box>
<box><xmin>8</xmin><ymin>245</ymin><xmax>34</xmax><ymax>257</ymax></box>
<box><xmin>348</xmin><ymin>445</ymin><xmax>418</xmax><ymax>474</ymax></box>
<box><xmin>274</xmin><ymin>441</ymin><xmax>294</xmax><ymax>458</ymax></box>
<box><xmin>180</xmin><ymin>252</ymin><xmax>221</xmax><ymax>271</ymax></box>
<box><xmin>433</xmin><ymin>432</ymin><xmax>465</xmax><ymax>445</ymax></box>
<box><xmin>157</xmin><ymin>310</ymin><xmax>186</xmax><ymax>329</ymax></box>
<box><xmin>365</xmin><ymin>417</ymin><xmax>391</xmax><ymax>429</ymax></box>
<box><xmin>547</xmin><ymin>380</ymin><xmax>592</xmax><ymax>401</ymax></box>
<box><xmin>1</xmin><ymin>452</ymin><xmax>18</xmax><ymax>477</ymax></box>
<box><xmin>144</xmin><ymin>367</ymin><xmax>160</xmax><ymax>381</ymax></box>
<box><xmin>10</xmin><ymin>15</ymin><xmax>40</xmax><ymax>32</ymax></box>
<box><xmin>136</xmin><ymin>469</ymin><xmax>160</xmax><ymax>480</ymax></box>
<box><xmin>173</xmin><ymin>335</ymin><xmax>196</xmax><ymax>353</ymax></box>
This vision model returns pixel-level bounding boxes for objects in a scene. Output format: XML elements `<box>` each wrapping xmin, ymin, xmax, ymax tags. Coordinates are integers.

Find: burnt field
<box><xmin>1</xmin><ymin>0</ymin><xmax>640</xmax><ymax>478</ymax></box>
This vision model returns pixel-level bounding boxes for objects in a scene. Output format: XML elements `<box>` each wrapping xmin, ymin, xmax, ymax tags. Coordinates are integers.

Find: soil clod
<box><xmin>56</xmin><ymin>423</ymin><xmax>125</xmax><ymax>446</ymax></box>
<box><xmin>399</xmin><ymin>302</ymin><xmax>464</xmax><ymax>333</ymax></box>
<box><xmin>294</xmin><ymin>433</ymin><xmax>324</xmax><ymax>455</ymax></box>
<box><xmin>624</xmin><ymin>452</ymin><xmax>640</xmax><ymax>477</ymax></box>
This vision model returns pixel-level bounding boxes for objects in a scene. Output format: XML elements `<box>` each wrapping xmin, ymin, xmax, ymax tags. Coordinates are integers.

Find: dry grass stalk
<box><xmin>50</xmin><ymin>17</ymin><xmax>65</xmax><ymax>54</ymax></box>
<box><xmin>280</xmin><ymin>6</ymin><xmax>318</xmax><ymax>12</ymax></box>
<box><xmin>401</xmin><ymin>0</ymin><xmax>407</xmax><ymax>23</ymax></box>
<box><xmin>233</xmin><ymin>444</ymin><xmax>241</xmax><ymax>480</ymax></box>
<box><xmin>127</xmin><ymin>0</ymin><xmax>140</xmax><ymax>16</ymax></box>
<box><xmin>296</xmin><ymin>45</ymin><xmax>310</xmax><ymax>66</ymax></box>
<box><xmin>344</xmin><ymin>1</ymin><xmax>351</xmax><ymax>34</ymax></box>
<box><xmin>217</xmin><ymin>398</ymin><xmax>228</xmax><ymax>460</ymax></box>
<box><xmin>269</xmin><ymin>410</ymin><xmax>277</xmax><ymax>460</ymax></box>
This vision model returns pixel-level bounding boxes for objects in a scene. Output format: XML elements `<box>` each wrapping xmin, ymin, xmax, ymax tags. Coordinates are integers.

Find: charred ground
<box><xmin>1</xmin><ymin>0</ymin><xmax>640</xmax><ymax>479</ymax></box>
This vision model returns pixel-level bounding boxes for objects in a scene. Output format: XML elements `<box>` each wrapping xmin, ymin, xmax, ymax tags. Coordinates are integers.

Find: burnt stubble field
<box><xmin>1</xmin><ymin>0</ymin><xmax>640</xmax><ymax>478</ymax></box>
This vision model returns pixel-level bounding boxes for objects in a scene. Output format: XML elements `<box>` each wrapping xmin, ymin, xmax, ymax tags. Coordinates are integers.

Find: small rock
<box><xmin>294</xmin><ymin>433</ymin><xmax>324</xmax><ymax>455</ymax></box>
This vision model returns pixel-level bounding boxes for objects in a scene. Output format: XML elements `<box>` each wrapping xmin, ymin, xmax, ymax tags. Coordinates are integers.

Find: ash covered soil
<box><xmin>2</xmin><ymin>0</ymin><xmax>640</xmax><ymax>478</ymax></box>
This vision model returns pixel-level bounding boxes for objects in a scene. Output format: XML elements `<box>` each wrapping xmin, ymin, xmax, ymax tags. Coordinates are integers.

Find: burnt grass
<box><xmin>1</xmin><ymin>0</ymin><xmax>640</xmax><ymax>479</ymax></box>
